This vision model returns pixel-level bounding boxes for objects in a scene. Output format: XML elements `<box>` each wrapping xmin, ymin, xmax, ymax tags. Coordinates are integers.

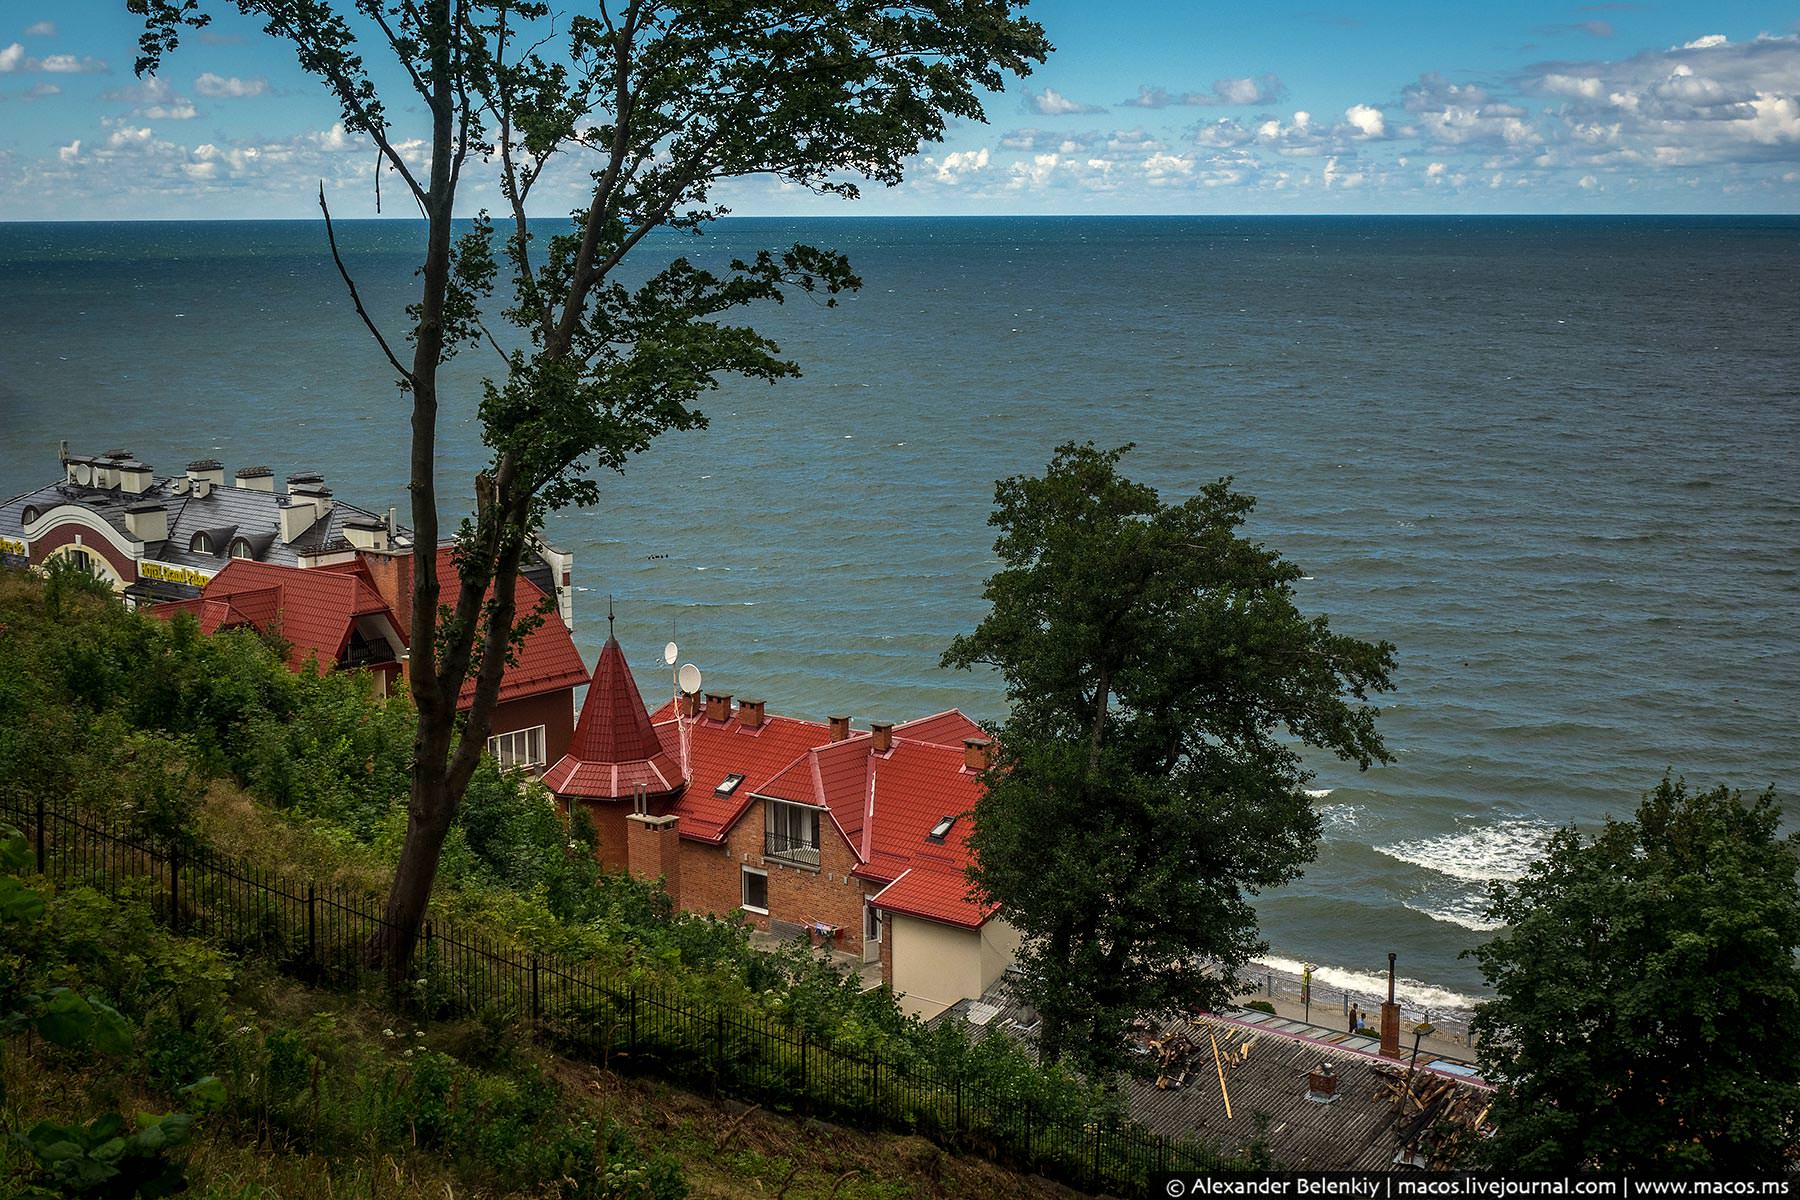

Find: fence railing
<box><xmin>4</xmin><ymin>797</ymin><xmax>1232</xmax><ymax>1196</ymax></box>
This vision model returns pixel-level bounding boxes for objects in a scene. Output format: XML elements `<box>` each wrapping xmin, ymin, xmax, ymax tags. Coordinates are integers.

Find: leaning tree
<box><xmin>129</xmin><ymin>0</ymin><xmax>1048</xmax><ymax>972</ymax></box>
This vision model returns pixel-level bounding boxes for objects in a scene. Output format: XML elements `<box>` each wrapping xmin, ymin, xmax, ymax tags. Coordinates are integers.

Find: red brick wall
<box><xmin>878</xmin><ymin>919</ymin><xmax>894</xmax><ymax>988</ymax></box>
<box><xmin>30</xmin><ymin>523</ymin><xmax>137</xmax><ymax>582</ymax></box>
<box><xmin>626</xmin><ymin>813</ymin><xmax>682</xmax><ymax>899</ymax></box>
<box><xmin>676</xmin><ymin>795</ymin><xmax>876</xmax><ymax>955</ymax></box>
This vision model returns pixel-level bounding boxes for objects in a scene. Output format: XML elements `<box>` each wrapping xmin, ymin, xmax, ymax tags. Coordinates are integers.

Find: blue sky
<box><xmin>2</xmin><ymin>1</ymin><xmax>1797</xmax><ymax>218</ymax></box>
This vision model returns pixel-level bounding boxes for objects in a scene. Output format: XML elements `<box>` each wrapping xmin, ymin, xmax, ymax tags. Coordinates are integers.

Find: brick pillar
<box><xmin>1380</xmin><ymin>951</ymin><xmax>1402</xmax><ymax>1058</ymax></box>
<box><xmin>626</xmin><ymin>812</ymin><xmax>682</xmax><ymax>904</ymax></box>
<box><xmin>878</xmin><ymin>914</ymin><xmax>894</xmax><ymax>989</ymax></box>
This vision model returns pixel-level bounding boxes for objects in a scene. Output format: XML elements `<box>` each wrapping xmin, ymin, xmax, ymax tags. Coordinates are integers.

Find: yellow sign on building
<box><xmin>0</xmin><ymin>537</ymin><xmax>26</xmax><ymax>557</ymax></box>
<box><xmin>139</xmin><ymin>561</ymin><xmax>214</xmax><ymax>588</ymax></box>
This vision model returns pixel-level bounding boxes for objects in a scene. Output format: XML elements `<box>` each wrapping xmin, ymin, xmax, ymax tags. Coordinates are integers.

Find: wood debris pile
<box><xmin>1371</xmin><ymin>1063</ymin><xmax>1492</xmax><ymax>1168</ymax></box>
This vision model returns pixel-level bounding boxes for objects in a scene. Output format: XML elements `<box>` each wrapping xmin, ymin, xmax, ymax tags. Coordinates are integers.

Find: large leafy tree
<box><xmin>1468</xmin><ymin>776</ymin><xmax>1800</xmax><ymax>1173</ymax></box>
<box><xmin>945</xmin><ymin>443</ymin><xmax>1395</xmax><ymax>1077</ymax></box>
<box><xmin>129</xmin><ymin>0</ymin><xmax>1048</xmax><ymax>971</ymax></box>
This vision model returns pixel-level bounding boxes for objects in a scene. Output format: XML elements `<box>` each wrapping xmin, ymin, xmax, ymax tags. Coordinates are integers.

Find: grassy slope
<box><xmin>4</xmin><ymin>963</ymin><xmax>1076</xmax><ymax>1200</ymax></box>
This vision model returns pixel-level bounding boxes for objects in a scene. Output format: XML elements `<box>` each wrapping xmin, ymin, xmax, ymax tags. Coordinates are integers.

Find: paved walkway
<box><xmin>1224</xmin><ymin>991</ymin><xmax>1481</xmax><ymax>1073</ymax></box>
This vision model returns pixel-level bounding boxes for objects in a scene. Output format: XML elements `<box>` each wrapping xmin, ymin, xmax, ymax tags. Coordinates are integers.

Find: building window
<box><xmin>715</xmin><ymin>772</ymin><xmax>746</xmax><ymax>796</ymax></box>
<box><xmin>190</xmin><ymin>532</ymin><xmax>211</xmax><ymax>554</ymax></box>
<box><xmin>487</xmin><ymin>725</ymin><xmax>547</xmax><ymax>771</ymax></box>
<box><xmin>764</xmin><ymin>800</ymin><xmax>821</xmax><ymax>868</ymax></box>
<box><xmin>741</xmin><ymin>867</ymin><xmax>769</xmax><ymax>914</ymax></box>
<box><xmin>230</xmin><ymin>538</ymin><xmax>253</xmax><ymax>559</ymax></box>
<box><xmin>927</xmin><ymin>815</ymin><xmax>957</xmax><ymax>843</ymax></box>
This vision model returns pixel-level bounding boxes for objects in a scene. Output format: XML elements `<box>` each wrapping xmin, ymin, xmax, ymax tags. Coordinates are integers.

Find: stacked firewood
<box><xmin>1371</xmin><ymin>1064</ymin><xmax>1493</xmax><ymax>1168</ymax></box>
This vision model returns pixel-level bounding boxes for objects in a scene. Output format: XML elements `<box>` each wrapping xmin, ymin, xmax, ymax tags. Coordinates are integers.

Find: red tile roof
<box><xmin>892</xmin><ymin>709</ymin><xmax>987</xmax><ymax>748</ymax></box>
<box><xmin>435</xmin><ymin>547</ymin><xmax>590</xmax><ymax>710</ymax></box>
<box><xmin>868</xmin><ymin>864</ymin><xmax>993</xmax><ymax>930</ymax></box>
<box><xmin>149</xmin><ymin>552</ymin><xmax>586</xmax><ymax>712</ymax></box>
<box><xmin>148</xmin><ymin>559</ymin><xmax>392</xmax><ymax>672</ymax></box>
<box><xmin>541</xmin><ymin>637</ymin><xmax>684</xmax><ymax>800</ymax></box>
<box><xmin>645</xmin><ymin>701</ymin><xmax>836</xmax><ymax>843</ymax></box>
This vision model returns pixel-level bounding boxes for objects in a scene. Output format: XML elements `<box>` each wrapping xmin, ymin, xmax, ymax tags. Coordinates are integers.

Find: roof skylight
<box><xmin>715</xmin><ymin>773</ymin><xmax>746</xmax><ymax>797</ymax></box>
<box><xmin>927</xmin><ymin>815</ymin><xmax>957</xmax><ymax>842</ymax></box>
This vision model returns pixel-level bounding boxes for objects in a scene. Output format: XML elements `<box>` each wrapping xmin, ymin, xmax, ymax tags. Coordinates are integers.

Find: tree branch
<box><xmin>318</xmin><ymin>184</ymin><xmax>414</xmax><ymax>386</ymax></box>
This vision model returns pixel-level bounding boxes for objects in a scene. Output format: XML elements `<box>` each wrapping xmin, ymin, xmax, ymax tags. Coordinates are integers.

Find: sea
<box><xmin>2</xmin><ymin>215</ymin><xmax>1796</xmax><ymax>1009</ymax></box>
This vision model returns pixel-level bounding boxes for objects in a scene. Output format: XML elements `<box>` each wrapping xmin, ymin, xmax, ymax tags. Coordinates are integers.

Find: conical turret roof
<box><xmin>542</xmin><ymin>636</ymin><xmax>685</xmax><ymax>800</ymax></box>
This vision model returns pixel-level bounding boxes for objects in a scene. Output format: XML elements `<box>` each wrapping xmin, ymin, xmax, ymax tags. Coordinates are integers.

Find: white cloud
<box><xmin>1578</xmin><ymin>173</ymin><xmax>1599</xmax><ymax>188</ymax></box>
<box><xmin>35</xmin><ymin>53</ymin><xmax>107</xmax><ymax>74</ymax></box>
<box><xmin>1027</xmin><ymin>87</ymin><xmax>1105</xmax><ymax>116</ymax></box>
<box><xmin>933</xmin><ymin>146</ymin><xmax>989</xmax><ymax>184</ymax></box>
<box><xmin>1682</xmin><ymin>35</ymin><xmax>1728</xmax><ymax>50</ymax></box>
<box><xmin>57</xmin><ymin>139</ymin><xmax>79</xmax><ymax>162</ymax></box>
<box><xmin>1426</xmin><ymin>161</ymin><xmax>1447</xmax><ymax>177</ymax></box>
<box><xmin>1345</xmin><ymin>103</ymin><xmax>1386</xmax><ymax>137</ymax></box>
<box><xmin>24</xmin><ymin>21</ymin><xmax>55</xmax><ymax>37</ymax></box>
<box><xmin>142</xmin><ymin>100</ymin><xmax>199</xmax><ymax>120</ymax></box>
<box><xmin>1124</xmin><ymin>74</ymin><xmax>1285</xmax><ymax>109</ymax></box>
<box><xmin>194</xmin><ymin>73</ymin><xmax>268</xmax><ymax>99</ymax></box>
<box><xmin>3</xmin><ymin>43</ymin><xmax>106</xmax><ymax>74</ymax></box>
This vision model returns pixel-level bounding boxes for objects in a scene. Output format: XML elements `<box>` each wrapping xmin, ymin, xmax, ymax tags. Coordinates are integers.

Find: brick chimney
<box><xmin>962</xmin><ymin>737</ymin><xmax>992</xmax><ymax>771</ymax></box>
<box><xmin>1379</xmin><ymin>952</ymin><xmax>1402</xmax><ymax>1059</ymax></box>
<box><xmin>703</xmin><ymin>693</ymin><xmax>732</xmax><ymax>722</ymax></box>
<box><xmin>738</xmin><ymin>699</ymin><xmax>765</xmax><ymax>730</ymax></box>
<box><xmin>829</xmin><ymin>715</ymin><xmax>851</xmax><ymax>742</ymax></box>
<box><xmin>118</xmin><ymin>461</ymin><xmax>154</xmax><ymax>496</ymax></box>
<box><xmin>870</xmin><ymin>722</ymin><xmax>893</xmax><ymax>753</ymax></box>
<box><xmin>626</xmin><ymin>812</ymin><xmax>683</xmax><ymax>902</ymax></box>
<box><xmin>357</xmin><ymin>547</ymin><xmax>416</xmax><ymax>640</ymax></box>
<box><xmin>187</xmin><ymin>459</ymin><xmax>226</xmax><ymax>490</ymax></box>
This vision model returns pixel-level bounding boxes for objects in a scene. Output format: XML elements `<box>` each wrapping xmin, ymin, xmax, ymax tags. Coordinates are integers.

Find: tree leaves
<box><xmin>1469</xmin><ymin>775</ymin><xmax>1800</xmax><ymax>1172</ymax></box>
<box><xmin>947</xmin><ymin>443</ymin><xmax>1396</xmax><ymax>1077</ymax></box>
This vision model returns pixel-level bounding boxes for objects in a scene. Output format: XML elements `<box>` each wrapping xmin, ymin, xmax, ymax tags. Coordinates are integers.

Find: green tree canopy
<box><xmin>945</xmin><ymin>442</ymin><xmax>1396</xmax><ymax>1077</ymax></box>
<box><xmin>1469</xmin><ymin>776</ymin><xmax>1800</xmax><ymax>1173</ymax></box>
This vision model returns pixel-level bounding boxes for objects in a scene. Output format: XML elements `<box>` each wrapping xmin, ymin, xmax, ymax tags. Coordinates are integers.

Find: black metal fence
<box><xmin>5</xmin><ymin>797</ymin><xmax>1230</xmax><ymax>1196</ymax></box>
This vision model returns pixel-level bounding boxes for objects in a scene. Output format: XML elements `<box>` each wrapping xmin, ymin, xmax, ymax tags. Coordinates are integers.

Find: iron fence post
<box><xmin>307</xmin><ymin>883</ymin><xmax>317</xmax><ymax>966</ymax></box>
<box><xmin>800</xmin><ymin>1031</ymin><xmax>809</xmax><ymax>1098</ymax></box>
<box><xmin>954</xmin><ymin>1077</ymin><xmax>963</xmax><ymax>1136</ymax></box>
<box><xmin>628</xmin><ymin>988</ymin><xmax>638</xmax><ymax>1054</ymax></box>
<box><xmin>168</xmin><ymin>844</ymin><xmax>180</xmax><ymax>934</ymax></box>
<box><xmin>34</xmin><ymin>797</ymin><xmax>46</xmax><ymax>873</ymax></box>
<box><xmin>531</xmin><ymin>955</ymin><xmax>541</xmax><ymax>1024</ymax></box>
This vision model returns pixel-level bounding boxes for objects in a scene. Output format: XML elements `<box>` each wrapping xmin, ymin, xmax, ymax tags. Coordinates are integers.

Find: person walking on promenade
<box><xmin>1349</xmin><ymin>1003</ymin><xmax>1361</xmax><ymax>1034</ymax></box>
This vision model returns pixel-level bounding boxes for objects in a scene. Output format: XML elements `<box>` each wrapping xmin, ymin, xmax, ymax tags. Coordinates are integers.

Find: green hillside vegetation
<box><xmin>0</xmin><ymin>564</ymin><xmax>1224</xmax><ymax>1196</ymax></box>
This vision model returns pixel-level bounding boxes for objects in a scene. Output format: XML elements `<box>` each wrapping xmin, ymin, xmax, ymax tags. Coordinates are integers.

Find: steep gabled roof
<box><xmin>541</xmin><ymin>637</ymin><xmax>684</xmax><ymax>800</ymax></box>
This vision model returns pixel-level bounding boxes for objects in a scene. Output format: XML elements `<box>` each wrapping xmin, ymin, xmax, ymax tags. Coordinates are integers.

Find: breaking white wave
<box><xmin>1319</xmin><ymin>803</ymin><xmax>1363</xmax><ymax>836</ymax></box>
<box><xmin>1377</xmin><ymin>818</ymin><xmax>1554</xmax><ymax>885</ymax></box>
<box><xmin>1303</xmin><ymin>787</ymin><xmax>1334</xmax><ymax>799</ymax></box>
<box><xmin>1256</xmin><ymin>954</ymin><xmax>1481</xmax><ymax>1015</ymax></box>
<box><xmin>1404</xmin><ymin>891</ymin><xmax>1506</xmax><ymax>933</ymax></box>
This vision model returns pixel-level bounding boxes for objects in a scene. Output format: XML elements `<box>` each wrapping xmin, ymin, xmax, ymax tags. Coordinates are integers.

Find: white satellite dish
<box><xmin>663</xmin><ymin>641</ymin><xmax>679</xmax><ymax>666</ymax></box>
<box><xmin>677</xmin><ymin>663</ymin><xmax>702</xmax><ymax>694</ymax></box>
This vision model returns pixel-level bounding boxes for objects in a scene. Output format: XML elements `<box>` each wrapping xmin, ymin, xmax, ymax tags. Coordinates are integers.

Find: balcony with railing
<box><xmin>763</xmin><ymin>829</ymin><xmax>821</xmax><ymax>869</ymax></box>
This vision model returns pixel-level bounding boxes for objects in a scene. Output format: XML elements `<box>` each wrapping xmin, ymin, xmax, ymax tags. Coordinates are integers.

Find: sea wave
<box><xmin>1303</xmin><ymin>787</ymin><xmax>1334</xmax><ymax>799</ymax></box>
<box><xmin>1377</xmin><ymin>818</ymin><xmax>1554</xmax><ymax>884</ymax></box>
<box><xmin>1403</xmin><ymin>892</ymin><xmax>1506</xmax><ymax>933</ymax></box>
<box><xmin>1255</xmin><ymin>954</ymin><xmax>1481</xmax><ymax>1015</ymax></box>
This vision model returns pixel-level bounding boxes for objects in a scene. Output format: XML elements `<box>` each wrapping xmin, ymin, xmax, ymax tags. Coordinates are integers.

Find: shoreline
<box><xmin>1238</xmin><ymin>957</ymin><xmax>1481</xmax><ymax>1058</ymax></box>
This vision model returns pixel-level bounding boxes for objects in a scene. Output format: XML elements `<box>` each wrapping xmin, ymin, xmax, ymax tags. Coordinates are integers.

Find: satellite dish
<box><xmin>677</xmin><ymin>663</ymin><xmax>702</xmax><ymax>694</ymax></box>
<box><xmin>663</xmin><ymin>641</ymin><xmax>679</xmax><ymax>666</ymax></box>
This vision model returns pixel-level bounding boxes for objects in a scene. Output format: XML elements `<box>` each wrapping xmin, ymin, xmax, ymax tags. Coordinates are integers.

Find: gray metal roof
<box><xmin>0</xmin><ymin>469</ymin><xmax>412</xmax><ymax>582</ymax></box>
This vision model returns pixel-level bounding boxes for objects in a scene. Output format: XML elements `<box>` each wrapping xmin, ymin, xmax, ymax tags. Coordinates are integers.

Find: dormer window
<box><xmin>190</xmin><ymin>532</ymin><xmax>211</xmax><ymax>554</ymax></box>
<box><xmin>927</xmin><ymin>815</ymin><xmax>957</xmax><ymax>843</ymax></box>
<box><xmin>715</xmin><ymin>773</ymin><xmax>746</xmax><ymax>797</ymax></box>
<box><xmin>230</xmin><ymin>538</ymin><xmax>253</xmax><ymax>559</ymax></box>
<box><xmin>20</xmin><ymin>505</ymin><xmax>39</xmax><ymax>525</ymax></box>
